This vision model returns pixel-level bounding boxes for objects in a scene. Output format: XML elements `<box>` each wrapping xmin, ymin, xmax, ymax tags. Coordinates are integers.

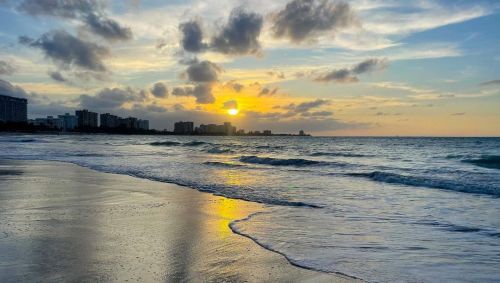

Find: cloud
<box><xmin>150</xmin><ymin>82</ymin><xmax>168</xmax><ymax>98</ymax></box>
<box><xmin>17</xmin><ymin>0</ymin><xmax>132</xmax><ymax>42</ymax></box>
<box><xmin>271</xmin><ymin>0</ymin><xmax>357</xmax><ymax>43</ymax></box>
<box><xmin>258</xmin><ymin>86</ymin><xmax>278</xmax><ymax>96</ymax></box>
<box><xmin>172</xmin><ymin>84</ymin><xmax>215</xmax><ymax>104</ymax></box>
<box><xmin>479</xmin><ymin>79</ymin><xmax>500</xmax><ymax>86</ymax></box>
<box><xmin>48</xmin><ymin>71</ymin><xmax>67</xmax><ymax>82</ymax></box>
<box><xmin>451</xmin><ymin>112</ymin><xmax>466</xmax><ymax>116</ymax></box>
<box><xmin>210</xmin><ymin>8</ymin><xmax>263</xmax><ymax>55</ymax></box>
<box><xmin>0</xmin><ymin>78</ymin><xmax>30</xmax><ymax>98</ymax></box>
<box><xmin>293</xmin><ymin>99</ymin><xmax>330</xmax><ymax>112</ymax></box>
<box><xmin>83</xmin><ymin>13</ymin><xmax>133</xmax><ymax>41</ymax></box>
<box><xmin>0</xmin><ymin>78</ymin><xmax>71</xmax><ymax>115</ymax></box>
<box><xmin>314</xmin><ymin>58</ymin><xmax>387</xmax><ymax>83</ymax></box>
<box><xmin>179</xmin><ymin>20</ymin><xmax>207</xmax><ymax>53</ymax></box>
<box><xmin>185</xmin><ymin>60</ymin><xmax>221</xmax><ymax>83</ymax></box>
<box><xmin>78</xmin><ymin>87</ymin><xmax>145</xmax><ymax>110</ymax></box>
<box><xmin>351</xmin><ymin>58</ymin><xmax>387</xmax><ymax>74</ymax></box>
<box><xmin>20</xmin><ymin>30</ymin><xmax>110</xmax><ymax>72</ymax></box>
<box><xmin>267</xmin><ymin>70</ymin><xmax>285</xmax><ymax>79</ymax></box>
<box><xmin>228</xmin><ymin>81</ymin><xmax>244</xmax><ymax>92</ymax></box>
<box><xmin>0</xmin><ymin>60</ymin><xmax>16</xmax><ymax>75</ymax></box>
<box><xmin>314</xmin><ymin>68</ymin><xmax>358</xmax><ymax>83</ymax></box>
<box><xmin>223</xmin><ymin>100</ymin><xmax>238</xmax><ymax>109</ymax></box>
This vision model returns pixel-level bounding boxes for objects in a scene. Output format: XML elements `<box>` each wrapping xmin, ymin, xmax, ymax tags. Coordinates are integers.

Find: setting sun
<box><xmin>228</xmin><ymin>109</ymin><xmax>239</xmax><ymax>115</ymax></box>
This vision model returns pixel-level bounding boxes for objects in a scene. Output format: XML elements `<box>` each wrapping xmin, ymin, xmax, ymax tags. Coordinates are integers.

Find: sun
<box><xmin>228</xmin><ymin>108</ymin><xmax>239</xmax><ymax>115</ymax></box>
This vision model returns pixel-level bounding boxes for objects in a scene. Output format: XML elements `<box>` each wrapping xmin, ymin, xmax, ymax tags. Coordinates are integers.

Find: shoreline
<box><xmin>0</xmin><ymin>159</ymin><xmax>355</xmax><ymax>282</ymax></box>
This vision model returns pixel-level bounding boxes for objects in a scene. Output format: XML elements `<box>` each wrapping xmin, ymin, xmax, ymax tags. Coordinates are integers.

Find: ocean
<box><xmin>1</xmin><ymin>134</ymin><xmax>499</xmax><ymax>282</ymax></box>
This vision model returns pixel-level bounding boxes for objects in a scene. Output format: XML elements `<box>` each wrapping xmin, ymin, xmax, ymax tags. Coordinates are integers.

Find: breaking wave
<box><xmin>149</xmin><ymin>141</ymin><xmax>181</xmax><ymax>146</ymax></box>
<box><xmin>239</xmin><ymin>155</ymin><xmax>325</xmax><ymax>167</ymax></box>
<box><xmin>348</xmin><ymin>171</ymin><xmax>499</xmax><ymax>196</ymax></box>
<box><xmin>463</xmin><ymin>155</ymin><xmax>500</xmax><ymax>169</ymax></box>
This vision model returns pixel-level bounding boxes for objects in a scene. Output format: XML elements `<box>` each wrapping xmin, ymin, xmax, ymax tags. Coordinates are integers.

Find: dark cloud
<box><xmin>293</xmin><ymin>99</ymin><xmax>330</xmax><ymax>112</ymax></box>
<box><xmin>479</xmin><ymin>79</ymin><xmax>500</xmax><ymax>86</ymax></box>
<box><xmin>351</xmin><ymin>58</ymin><xmax>387</xmax><ymax>74</ymax></box>
<box><xmin>223</xmin><ymin>100</ymin><xmax>238</xmax><ymax>109</ymax></box>
<box><xmin>300</xmin><ymin>110</ymin><xmax>333</xmax><ymax>117</ymax></box>
<box><xmin>0</xmin><ymin>60</ymin><xmax>16</xmax><ymax>75</ymax></box>
<box><xmin>17</xmin><ymin>0</ymin><xmax>97</xmax><ymax>18</ymax></box>
<box><xmin>314</xmin><ymin>58</ymin><xmax>387</xmax><ymax>83</ymax></box>
<box><xmin>78</xmin><ymin>87</ymin><xmax>144</xmax><ymax>110</ymax></box>
<box><xmin>267</xmin><ymin>70</ymin><xmax>285</xmax><ymax>79</ymax></box>
<box><xmin>185</xmin><ymin>60</ymin><xmax>221</xmax><ymax>83</ymax></box>
<box><xmin>210</xmin><ymin>8</ymin><xmax>263</xmax><ymax>55</ymax></box>
<box><xmin>48</xmin><ymin>71</ymin><xmax>67</xmax><ymax>82</ymax></box>
<box><xmin>17</xmin><ymin>0</ymin><xmax>132</xmax><ymax>42</ymax></box>
<box><xmin>179</xmin><ymin>20</ymin><xmax>207</xmax><ymax>53</ymax></box>
<box><xmin>150</xmin><ymin>82</ymin><xmax>168</xmax><ymax>98</ymax></box>
<box><xmin>314</xmin><ymin>68</ymin><xmax>358</xmax><ymax>83</ymax></box>
<box><xmin>258</xmin><ymin>86</ymin><xmax>278</xmax><ymax>96</ymax></box>
<box><xmin>172</xmin><ymin>84</ymin><xmax>215</xmax><ymax>104</ymax></box>
<box><xmin>20</xmin><ymin>30</ymin><xmax>109</xmax><ymax>72</ymax></box>
<box><xmin>451</xmin><ymin>112</ymin><xmax>466</xmax><ymax>116</ymax></box>
<box><xmin>229</xmin><ymin>82</ymin><xmax>244</xmax><ymax>92</ymax></box>
<box><xmin>0</xmin><ymin>78</ymin><xmax>72</xmax><ymax>116</ymax></box>
<box><xmin>0</xmin><ymin>78</ymin><xmax>29</xmax><ymax>98</ymax></box>
<box><xmin>271</xmin><ymin>0</ymin><xmax>356</xmax><ymax>43</ymax></box>
<box><xmin>84</xmin><ymin>13</ymin><xmax>132</xmax><ymax>41</ymax></box>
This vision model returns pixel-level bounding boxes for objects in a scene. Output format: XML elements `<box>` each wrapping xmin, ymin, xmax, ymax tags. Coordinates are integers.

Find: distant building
<box><xmin>196</xmin><ymin>122</ymin><xmax>236</xmax><ymax>135</ymax></box>
<box><xmin>299</xmin><ymin>130</ymin><xmax>306</xmax><ymax>136</ymax></box>
<box><xmin>174</xmin><ymin>121</ymin><xmax>194</xmax><ymax>134</ymax></box>
<box><xmin>31</xmin><ymin>116</ymin><xmax>63</xmax><ymax>129</ymax></box>
<box><xmin>58</xmin><ymin>113</ymin><xmax>77</xmax><ymax>131</ymax></box>
<box><xmin>137</xmin><ymin>119</ymin><xmax>149</xmax><ymax>130</ymax></box>
<box><xmin>0</xmin><ymin>94</ymin><xmax>27</xmax><ymax>123</ymax></box>
<box><xmin>75</xmin><ymin>109</ymin><xmax>98</xmax><ymax>128</ymax></box>
<box><xmin>263</xmin><ymin>130</ymin><xmax>272</xmax><ymax>135</ymax></box>
<box><xmin>223</xmin><ymin>122</ymin><xmax>236</xmax><ymax>136</ymax></box>
<box><xmin>100</xmin><ymin>113</ymin><xmax>120</xmax><ymax>129</ymax></box>
<box><xmin>236</xmin><ymin>129</ymin><xmax>245</xmax><ymax>135</ymax></box>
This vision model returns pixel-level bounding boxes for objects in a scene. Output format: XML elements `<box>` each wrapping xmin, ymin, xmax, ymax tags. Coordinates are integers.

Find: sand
<box><xmin>0</xmin><ymin>160</ymin><xmax>355</xmax><ymax>282</ymax></box>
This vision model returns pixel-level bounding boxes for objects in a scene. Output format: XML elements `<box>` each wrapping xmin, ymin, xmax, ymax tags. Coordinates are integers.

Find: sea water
<box><xmin>1</xmin><ymin>135</ymin><xmax>499</xmax><ymax>282</ymax></box>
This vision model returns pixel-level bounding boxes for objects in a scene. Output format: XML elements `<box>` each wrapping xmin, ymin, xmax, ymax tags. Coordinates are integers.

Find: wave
<box><xmin>71</xmin><ymin>153</ymin><xmax>107</xmax><ymax>157</ymax></box>
<box><xmin>255</xmin><ymin>145</ymin><xmax>284</xmax><ymax>150</ymax></box>
<box><xmin>207</xmin><ymin>147</ymin><xmax>233</xmax><ymax>154</ymax></box>
<box><xmin>462</xmin><ymin>155</ymin><xmax>500</xmax><ymax>169</ymax></box>
<box><xmin>183</xmin><ymin>141</ymin><xmax>208</xmax><ymax>146</ymax></box>
<box><xmin>310</xmin><ymin>152</ymin><xmax>369</xmax><ymax>158</ymax></box>
<box><xmin>149</xmin><ymin>141</ymin><xmax>181</xmax><ymax>146</ymax></box>
<box><xmin>229</xmin><ymin>212</ymin><xmax>359</xmax><ymax>280</ymax></box>
<box><xmin>239</xmin><ymin>155</ymin><xmax>325</xmax><ymax>167</ymax></box>
<box><xmin>1</xmin><ymin>138</ymin><xmax>37</xmax><ymax>143</ymax></box>
<box><xmin>348</xmin><ymin>171</ymin><xmax>499</xmax><ymax>196</ymax></box>
<box><xmin>203</xmin><ymin>161</ymin><xmax>243</xmax><ymax>168</ymax></box>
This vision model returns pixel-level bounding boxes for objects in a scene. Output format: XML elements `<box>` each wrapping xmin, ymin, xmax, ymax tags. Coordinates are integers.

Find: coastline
<box><xmin>0</xmin><ymin>159</ymin><xmax>355</xmax><ymax>282</ymax></box>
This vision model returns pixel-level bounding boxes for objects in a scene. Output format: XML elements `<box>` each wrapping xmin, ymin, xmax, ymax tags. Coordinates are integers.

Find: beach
<box><xmin>0</xmin><ymin>159</ymin><xmax>351</xmax><ymax>282</ymax></box>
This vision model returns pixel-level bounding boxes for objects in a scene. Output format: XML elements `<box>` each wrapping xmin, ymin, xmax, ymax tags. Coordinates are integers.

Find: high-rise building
<box><xmin>223</xmin><ymin>122</ymin><xmax>236</xmax><ymax>136</ymax></box>
<box><xmin>174</xmin><ymin>121</ymin><xmax>194</xmax><ymax>134</ymax></box>
<box><xmin>30</xmin><ymin>116</ymin><xmax>63</xmax><ymax>129</ymax></box>
<box><xmin>100</xmin><ymin>113</ymin><xmax>120</xmax><ymax>128</ymax></box>
<box><xmin>0</xmin><ymin>94</ymin><xmax>28</xmax><ymax>123</ymax></box>
<box><xmin>58</xmin><ymin>113</ymin><xmax>77</xmax><ymax>131</ymax></box>
<box><xmin>137</xmin><ymin>119</ymin><xmax>149</xmax><ymax>130</ymax></box>
<box><xmin>75</xmin><ymin>109</ymin><xmax>98</xmax><ymax>128</ymax></box>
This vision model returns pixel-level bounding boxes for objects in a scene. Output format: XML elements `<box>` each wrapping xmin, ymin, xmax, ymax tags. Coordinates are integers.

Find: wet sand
<box><xmin>0</xmin><ymin>160</ymin><xmax>354</xmax><ymax>282</ymax></box>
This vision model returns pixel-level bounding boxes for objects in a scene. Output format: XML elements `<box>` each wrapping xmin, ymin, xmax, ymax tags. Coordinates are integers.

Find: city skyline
<box><xmin>0</xmin><ymin>0</ymin><xmax>499</xmax><ymax>136</ymax></box>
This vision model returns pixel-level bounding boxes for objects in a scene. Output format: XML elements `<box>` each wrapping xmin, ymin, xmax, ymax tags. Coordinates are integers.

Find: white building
<box><xmin>58</xmin><ymin>113</ymin><xmax>78</xmax><ymax>131</ymax></box>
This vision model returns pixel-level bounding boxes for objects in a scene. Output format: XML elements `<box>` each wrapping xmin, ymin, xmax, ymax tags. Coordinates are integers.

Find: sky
<box><xmin>0</xmin><ymin>0</ymin><xmax>499</xmax><ymax>136</ymax></box>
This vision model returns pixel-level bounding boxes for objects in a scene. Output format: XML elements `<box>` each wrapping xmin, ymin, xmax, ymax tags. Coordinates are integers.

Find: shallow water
<box><xmin>1</xmin><ymin>134</ymin><xmax>499</xmax><ymax>282</ymax></box>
